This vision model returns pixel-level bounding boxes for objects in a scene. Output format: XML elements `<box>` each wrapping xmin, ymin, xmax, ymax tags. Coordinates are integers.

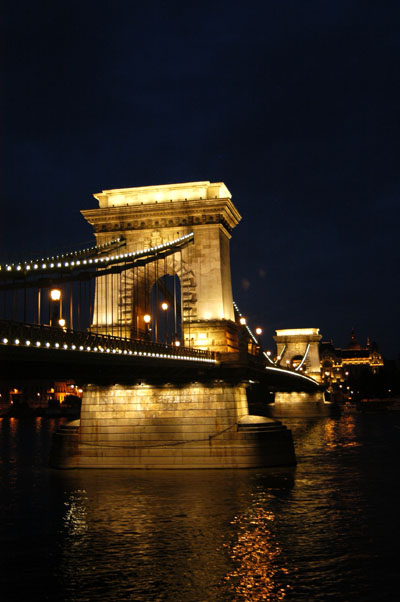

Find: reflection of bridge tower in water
<box><xmin>82</xmin><ymin>181</ymin><xmax>241</xmax><ymax>354</ymax></box>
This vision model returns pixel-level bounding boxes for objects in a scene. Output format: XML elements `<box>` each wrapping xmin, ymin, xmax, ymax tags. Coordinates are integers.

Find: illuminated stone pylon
<box><xmin>81</xmin><ymin>181</ymin><xmax>241</xmax><ymax>353</ymax></box>
<box><xmin>265</xmin><ymin>328</ymin><xmax>331</xmax><ymax>418</ymax></box>
<box><xmin>273</xmin><ymin>328</ymin><xmax>322</xmax><ymax>382</ymax></box>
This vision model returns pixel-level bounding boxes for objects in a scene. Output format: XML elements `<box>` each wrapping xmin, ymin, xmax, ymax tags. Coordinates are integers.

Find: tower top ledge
<box><xmin>275</xmin><ymin>328</ymin><xmax>320</xmax><ymax>337</ymax></box>
<box><xmin>93</xmin><ymin>181</ymin><xmax>232</xmax><ymax>209</ymax></box>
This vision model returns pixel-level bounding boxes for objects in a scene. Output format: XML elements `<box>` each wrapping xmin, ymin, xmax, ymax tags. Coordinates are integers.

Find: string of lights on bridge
<box><xmin>0</xmin><ymin>237</ymin><xmax>122</xmax><ymax>271</ymax></box>
<box><xmin>0</xmin><ymin>333</ymin><xmax>216</xmax><ymax>364</ymax></box>
<box><xmin>0</xmin><ymin>237</ymin><xmax>316</xmax><ymax>381</ymax></box>
<box><xmin>0</xmin><ymin>233</ymin><xmax>194</xmax><ymax>275</ymax></box>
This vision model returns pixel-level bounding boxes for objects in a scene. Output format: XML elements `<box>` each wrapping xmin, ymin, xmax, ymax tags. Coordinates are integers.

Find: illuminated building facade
<box><xmin>0</xmin><ymin>380</ymin><xmax>82</xmax><ymax>413</ymax></box>
<box><xmin>320</xmin><ymin>330</ymin><xmax>384</xmax><ymax>399</ymax></box>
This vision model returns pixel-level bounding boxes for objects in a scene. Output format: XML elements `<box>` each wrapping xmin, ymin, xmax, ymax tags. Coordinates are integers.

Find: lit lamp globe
<box><xmin>143</xmin><ymin>314</ymin><xmax>151</xmax><ymax>340</ymax></box>
<box><xmin>50</xmin><ymin>289</ymin><xmax>62</xmax><ymax>326</ymax></box>
<box><xmin>50</xmin><ymin>289</ymin><xmax>61</xmax><ymax>301</ymax></box>
<box><xmin>239</xmin><ymin>317</ymin><xmax>246</xmax><ymax>325</ymax></box>
<box><xmin>255</xmin><ymin>327</ymin><xmax>262</xmax><ymax>336</ymax></box>
<box><xmin>161</xmin><ymin>302</ymin><xmax>168</xmax><ymax>311</ymax></box>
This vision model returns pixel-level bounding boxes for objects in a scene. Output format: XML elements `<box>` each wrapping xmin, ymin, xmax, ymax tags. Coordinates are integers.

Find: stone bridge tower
<box><xmin>273</xmin><ymin>328</ymin><xmax>322</xmax><ymax>382</ymax></box>
<box><xmin>81</xmin><ymin>181</ymin><xmax>241</xmax><ymax>354</ymax></box>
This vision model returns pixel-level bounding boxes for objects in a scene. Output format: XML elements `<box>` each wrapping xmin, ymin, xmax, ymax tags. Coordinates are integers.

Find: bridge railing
<box><xmin>0</xmin><ymin>320</ymin><xmax>217</xmax><ymax>363</ymax></box>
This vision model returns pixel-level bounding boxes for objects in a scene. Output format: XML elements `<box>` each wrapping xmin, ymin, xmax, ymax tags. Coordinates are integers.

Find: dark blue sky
<box><xmin>1</xmin><ymin>0</ymin><xmax>399</xmax><ymax>356</ymax></box>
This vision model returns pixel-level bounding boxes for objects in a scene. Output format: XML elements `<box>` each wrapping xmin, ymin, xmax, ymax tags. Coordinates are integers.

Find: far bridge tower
<box><xmin>273</xmin><ymin>328</ymin><xmax>322</xmax><ymax>382</ymax></box>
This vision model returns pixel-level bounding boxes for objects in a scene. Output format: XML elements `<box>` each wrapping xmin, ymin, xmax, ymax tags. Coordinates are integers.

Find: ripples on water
<box><xmin>0</xmin><ymin>414</ymin><xmax>399</xmax><ymax>601</ymax></box>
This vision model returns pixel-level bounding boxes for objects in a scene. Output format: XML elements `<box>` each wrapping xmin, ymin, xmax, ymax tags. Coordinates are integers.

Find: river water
<box><xmin>0</xmin><ymin>413</ymin><xmax>399</xmax><ymax>601</ymax></box>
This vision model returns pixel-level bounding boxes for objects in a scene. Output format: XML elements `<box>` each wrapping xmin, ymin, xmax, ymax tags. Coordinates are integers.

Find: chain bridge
<box><xmin>0</xmin><ymin>181</ymin><xmax>324</xmax><ymax>469</ymax></box>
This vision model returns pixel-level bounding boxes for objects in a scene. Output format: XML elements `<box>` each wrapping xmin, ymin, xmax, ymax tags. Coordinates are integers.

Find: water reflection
<box><xmin>63</xmin><ymin>490</ymin><xmax>89</xmax><ymax>536</ymax></box>
<box><xmin>223</xmin><ymin>502</ymin><xmax>290</xmax><ymax>601</ymax></box>
<box><xmin>3</xmin><ymin>415</ymin><xmax>399</xmax><ymax>601</ymax></box>
<box><xmin>323</xmin><ymin>415</ymin><xmax>360</xmax><ymax>450</ymax></box>
<box><xmin>54</xmin><ymin>469</ymin><xmax>294</xmax><ymax>602</ymax></box>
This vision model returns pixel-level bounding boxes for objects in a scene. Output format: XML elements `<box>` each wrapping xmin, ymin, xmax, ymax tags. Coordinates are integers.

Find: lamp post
<box><xmin>143</xmin><ymin>314</ymin><xmax>151</xmax><ymax>341</ymax></box>
<box><xmin>161</xmin><ymin>301</ymin><xmax>168</xmax><ymax>343</ymax></box>
<box><xmin>186</xmin><ymin>306</ymin><xmax>192</xmax><ymax>348</ymax></box>
<box><xmin>50</xmin><ymin>289</ymin><xmax>62</xmax><ymax>327</ymax></box>
<box><xmin>255</xmin><ymin>327</ymin><xmax>262</xmax><ymax>355</ymax></box>
<box><xmin>238</xmin><ymin>316</ymin><xmax>247</xmax><ymax>356</ymax></box>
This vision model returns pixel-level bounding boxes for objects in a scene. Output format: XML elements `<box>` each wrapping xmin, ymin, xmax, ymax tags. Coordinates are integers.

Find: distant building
<box><xmin>0</xmin><ymin>379</ymin><xmax>83</xmax><ymax>411</ymax></box>
<box><xmin>320</xmin><ymin>329</ymin><xmax>384</xmax><ymax>399</ymax></box>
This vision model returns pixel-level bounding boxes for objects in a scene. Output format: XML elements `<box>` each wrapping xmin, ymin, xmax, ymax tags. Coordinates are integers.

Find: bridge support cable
<box><xmin>0</xmin><ymin>233</ymin><xmax>194</xmax><ymax>290</ymax></box>
<box><xmin>262</xmin><ymin>351</ymin><xmax>277</xmax><ymax>366</ymax></box>
<box><xmin>233</xmin><ymin>300</ymin><xmax>276</xmax><ymax>365</ymax></box>
<box><xmin>0</xmin><ymin>233</ymin><xmax>194</xmax><ymax>345</ymax></box>
<box><xmin>0</xmin><ymin>237</ymin><xmax>125</xmax><ymax>274</ymax></box>
<box><xmin>277</xmin><ymin>344</ymin><xmax>287</xmax><ymax>364</ymax></box>
<box><xmin>295</xmin><ymin>343</ymin><xmax>310</xmax><ymax>371</ymax></box>
<box><xmin>264</xmin><ymin>364</ymin><xmax>321</xmax><ymax>388</ymax></box>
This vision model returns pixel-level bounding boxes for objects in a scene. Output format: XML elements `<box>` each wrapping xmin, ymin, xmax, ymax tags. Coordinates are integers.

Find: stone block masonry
<box><xmin>50</xmin><ymin>381</ymin><xmax>296</xmax><ymax>469</ymax></box>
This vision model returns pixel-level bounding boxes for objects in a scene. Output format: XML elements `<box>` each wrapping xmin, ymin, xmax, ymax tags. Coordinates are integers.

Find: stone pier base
<box><xmin>267</xmin><ymin>391</ymin><xmax>336</xmax><ymax>418</ymax></box>
<box><xmin>50</xmin><ymin>382</ymin><xmax>296</xmax><ymax>469</ymax></box>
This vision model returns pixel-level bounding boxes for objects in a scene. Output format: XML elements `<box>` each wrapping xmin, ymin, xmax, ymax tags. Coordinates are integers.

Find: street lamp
<box><xmin>161</xmin><ymin>302</ymin><xmax>168</xmax><ymax>343</ymax></box>
<box><xmin>143</xmin><ymin>313</ymin><xmax>151</xmax><ymax>340</ymax></box>
<box><xmin>50</xmin><ymin>288</ymin><xmax>62</xmax><ymax>326</ymax></box>
<box><xmin>255</xmin><ymin>327</ymin><xmax>263</xmax><ymax>355</ymax></box>
<box><xmin>50</xmin><ymin>289</ymin><xmax>61</xmax><ymax>301</ymax></box>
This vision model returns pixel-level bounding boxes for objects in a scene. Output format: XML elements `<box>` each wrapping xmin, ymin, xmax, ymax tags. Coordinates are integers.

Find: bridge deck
<box><xmin>0</xmin><ymin>320</ymin><xmax>321</xmax><ymax>391</ymax></box>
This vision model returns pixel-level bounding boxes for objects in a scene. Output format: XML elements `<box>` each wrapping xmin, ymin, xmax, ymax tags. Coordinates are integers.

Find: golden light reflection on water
<box><xmin>223</xmin><ymin>501</ymin><xmax>290</xmax><ymax>601</ymax></box>
<box><xmin>63</xmin><ymin>490</ymin><xmax>89</xmax><ymax>537</ymax></box>
<box><xmin>8</xmin><ymin>416</ymin><xmax>17</xmax><ymax>435</ymax></box>
<box><xmin>323</xmin><ymin>415</ymin><xmax>361</xmax><ymax>450</ymax></box>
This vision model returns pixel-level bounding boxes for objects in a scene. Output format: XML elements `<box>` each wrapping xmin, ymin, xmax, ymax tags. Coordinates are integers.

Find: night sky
<box><xmin>1</xmin><ymin>1</ymin><xmax>399</xmax><ymax>357</ymax></box>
